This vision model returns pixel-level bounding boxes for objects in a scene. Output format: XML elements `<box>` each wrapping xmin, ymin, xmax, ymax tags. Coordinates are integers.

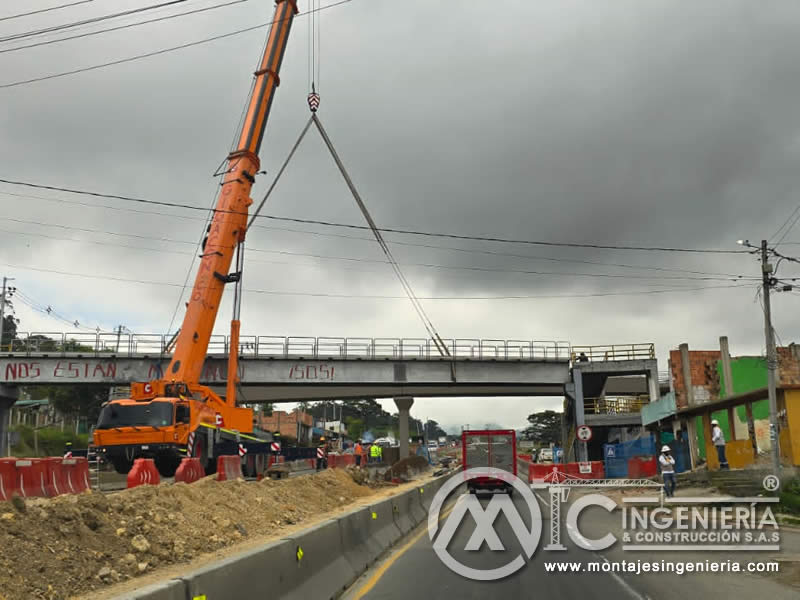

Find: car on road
<box><xmin>537</xmin><ymin>448</ymin><xmax>554</xmax><ymax>463</ymax></box>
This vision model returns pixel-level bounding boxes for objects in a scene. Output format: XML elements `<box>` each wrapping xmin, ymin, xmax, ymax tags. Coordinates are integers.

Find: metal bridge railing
<box><xmin>2</xmin><ymin>332</ymin><xmax>572</xmax><ymax>362</ymax></box>
<box><xmin>571</xmin><ymin>343</ymin><xmax>655</xmax><ymax>363</ymax></box>
<box><xmin>584</xmin><ymin>395</ymin><xmax>650</xmax><ymax>415</ymax></box>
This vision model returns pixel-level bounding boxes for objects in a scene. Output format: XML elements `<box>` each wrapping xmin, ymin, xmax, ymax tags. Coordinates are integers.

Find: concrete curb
<box><xmin>121</xmin><ymin>473</ymin><xmax>452</xmax><ymax>600</ymax></box>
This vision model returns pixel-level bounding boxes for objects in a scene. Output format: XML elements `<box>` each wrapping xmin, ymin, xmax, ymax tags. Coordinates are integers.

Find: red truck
<box><xmin>462</xmin><ymin>429</ymin><xmax>517</xmax><ymax>494</ymax></box>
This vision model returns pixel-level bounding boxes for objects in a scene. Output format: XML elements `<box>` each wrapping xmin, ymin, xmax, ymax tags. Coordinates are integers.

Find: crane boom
<box><xmin>167</xmin><ymin>0</ymin><xmax>297</xmax><ymax>386</ymax></box>
<box><xmin>94</xmin><ymin>0</ymin><xmax>299</xmax><ymax>478</ymax></box>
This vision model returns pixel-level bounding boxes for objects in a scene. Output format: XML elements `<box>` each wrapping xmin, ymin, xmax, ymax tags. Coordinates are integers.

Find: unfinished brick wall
<box><xmin>778</xmin><ymin>345</ymin><xmax>800</xmax><ymax>387</ymax></box>
<box><xmin>669</xmin><ymin>349</ymin><xmax>721</xmax><ymax>409</ymax></box>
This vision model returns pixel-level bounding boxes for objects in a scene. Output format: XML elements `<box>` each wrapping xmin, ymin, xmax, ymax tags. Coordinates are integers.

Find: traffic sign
<box><xmin>576</xmin><ymin>425</ymin><xmax>593</xmax><ymax>442</ymax></box>
<box><xmin>270</xmin><ymin>442</ymin><xmax>281</xmax><ymax>452</ymax></box>
<box><xmin>215</xmin><ymin>413</ymin><xmax>224</xmax><ymax>427</ymax></box>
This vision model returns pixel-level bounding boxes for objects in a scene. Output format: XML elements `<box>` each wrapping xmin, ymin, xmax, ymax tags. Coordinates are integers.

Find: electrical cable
<box><xmin>0</xmin><ymin>189</ymin><xmax>750</xmax><ymax>278</ymax></box>
<box><xmin>0</xmin><ymin>262</ymin><xmax>755</xmax><ymax>300</ymax></box>
<box><xmin>0</xmin><ymin>0</ymin><xmax>355</xmax><ymax>88</ymax></box>
<box><xmin>0</xmin><ymin>0</ymin><xmax>250</xmax><ymax>55</ymax></box>
<box><xmin>0</xmin><ymin>0</ymin><xmax>189</xmax><ymax>43</ymax></box>
<box><xmin>0</xmin><ymin>1</ymin><xmax>95</xmax><ymax>23</ymax></box>
<box><xmin>0</xmin><ymin>223</ymin><xmax>757</xmax><ymax>284</ymax></box>
<box><xmin>0</xmin><ymin>179</ymin><xmax>749</xmax><ymax>254</ymax></box>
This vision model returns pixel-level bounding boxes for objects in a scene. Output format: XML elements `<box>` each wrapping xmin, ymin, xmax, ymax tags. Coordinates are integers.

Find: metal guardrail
<box><xmin>571</xmin><ymin>343</ymin><xmax>655</xmax><ymax>362</ymax></box>
<box><xmin>2</xmin><ymin>332</ymin><xmax>572</xmax><ymax>362</ymax></box>
<box><xmin>584</xmin><ymin>395</ymin><xmax>649</xmax><ymax>415</ymax></box>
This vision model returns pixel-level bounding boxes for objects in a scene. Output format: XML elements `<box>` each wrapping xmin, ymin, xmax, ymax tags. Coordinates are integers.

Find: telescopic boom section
<box><xmin>164</xmin><ymin>0</ymin><xmax>297</xmax><ymax>388</ymax></box>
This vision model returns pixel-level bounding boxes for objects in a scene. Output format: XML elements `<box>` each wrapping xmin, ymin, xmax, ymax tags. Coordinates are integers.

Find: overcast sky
<box><xmin>2</xmin><ymin>0</ymin><xmax>800</xmax><ymax>431</ymax></box>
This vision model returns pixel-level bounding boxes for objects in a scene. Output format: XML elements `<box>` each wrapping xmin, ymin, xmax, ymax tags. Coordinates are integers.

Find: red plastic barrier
<box><xmin>44</xmin><ymin>457</ymin><xmax>68</xmax><ymax>497</ymax></box>
<box><xmin>126</xmin><ymin>458</ymin><xmax>160</xmax><ymax>489</ymax></box>
<box><xmin>328</xmin><ymin>454</ymin><xmax>356</xmax><ymax>469</ymax></box>
<box><xmin>0</xmin><ymin>458</ymin><xmax>16</xmax><ymax>501</ymax></box>
<box><xmin>216</xmin><ymin>455</ymin><xmax>243</xmax><ymax>481</ymax></box>
<box><xmin>518</xmin><ymin>453</ymin><xmax>533</xmax><ymax>462</ymax></box>
<box><xmin>174</xmin><ymin>457</ymin><xmax>205</xmax><ymax>484</ymax></box>
<box><xmin>528</xmin><ymin>463</ymin><xmax>566</xmax><ymax>483</ymax></box>
<box><xmin>627</xmin><ymin>456</ymin><xmax>658</xmax><ymax>479</ymax></box>
<box><xmin>15</xmin><ymin>459</ymin><xmax>49</xmax><ymax>497</ymax></box>
<box><xmin>65</xmin><ymin>458</ymin><xmax>90</xmax><ymax>494</ymax></box>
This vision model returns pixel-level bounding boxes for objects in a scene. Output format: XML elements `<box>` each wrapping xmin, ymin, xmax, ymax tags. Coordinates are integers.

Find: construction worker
<box><xmin>354</xmin><ymin>440</ymin><xmax>363</xmax><ymax>467</ymax></box>
<box><xmin>711</xmin><ymin>419</ymin><xmax>729</xmax><ymax>469</ymax></box>
<box><xmin>659</xmin><ymin>445</ymin><xmax>676</xmax><ymax>498</ymax></box>
<box><xmin>63</xmin><ymin>441</ymin><xmax>73</xmax><ymax>459</ymax></box>
<box><xmin>369</xmin><ymin>442</ymin><xmax>380</xmax><ymax>464</ymax></box>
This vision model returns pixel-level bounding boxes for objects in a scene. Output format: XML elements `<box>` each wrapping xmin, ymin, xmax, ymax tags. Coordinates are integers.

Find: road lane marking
<box><xmin>349</xmin><ymin>500</ymin><xmax>458</xmax><ymax>600</ymax></box>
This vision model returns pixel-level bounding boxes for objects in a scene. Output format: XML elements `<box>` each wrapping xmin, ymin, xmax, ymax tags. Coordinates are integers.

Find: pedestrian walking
<box><xmin>711</xmin><ymin>419</ymin><xmax>729</xmax><ymax>469</ymax></box>
<box><xmin>659</xmin><ymin>445</ymin><xmax>676</xmax><ymax>498</ymax></box>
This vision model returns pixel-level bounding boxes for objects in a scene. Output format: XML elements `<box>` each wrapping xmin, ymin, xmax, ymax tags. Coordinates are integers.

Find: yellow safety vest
<box><xmin>370</xmin><ymin>445</ymin><xmax>380</xmax><ymax>457</ymax></box>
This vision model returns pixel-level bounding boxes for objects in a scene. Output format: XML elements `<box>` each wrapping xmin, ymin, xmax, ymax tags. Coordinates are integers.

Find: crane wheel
<box><xmin>110</xmin><ymin>456</ymin><xmax>134</xmax><ymax>475</ymax></box>
<box><xmin>155</xmin><ymin>453</ymin><xmax>180</xmax><ymax>478</ymax></box>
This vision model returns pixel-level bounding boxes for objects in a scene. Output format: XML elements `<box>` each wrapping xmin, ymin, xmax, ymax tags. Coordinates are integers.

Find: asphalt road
<box><xmin>342</xmin><ymin>487</ymin><xmax>800</xmax><ymax>600</ymax></box>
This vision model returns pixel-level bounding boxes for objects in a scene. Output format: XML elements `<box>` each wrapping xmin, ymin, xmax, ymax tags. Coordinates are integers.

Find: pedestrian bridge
<box><xmin>0</xmin><ymin>333</ymin><xmax>572</xmax><ymax>402</ymax></box>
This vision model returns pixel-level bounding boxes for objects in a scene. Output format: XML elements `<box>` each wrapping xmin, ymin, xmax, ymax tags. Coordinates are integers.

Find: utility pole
<box><xmin>760</xmin><ymin>239</ymin><xmax>781</xmax><ymax>474</ymax></box>
<box><xmin>0</xmin><ymin>277</ymin><xmax>15</xmax><ymax>350</ymax></box>
<box><xmin>0</xmin><ymin>277</ymin><xmax>7</xmax><ymax>351</ymax></box>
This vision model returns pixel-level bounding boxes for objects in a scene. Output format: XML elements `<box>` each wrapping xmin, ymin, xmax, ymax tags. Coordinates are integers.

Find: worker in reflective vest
<box><xmin>370</xmin><ymin>443</ymin><xmax>381</xmax><ymax>464</ymax></box>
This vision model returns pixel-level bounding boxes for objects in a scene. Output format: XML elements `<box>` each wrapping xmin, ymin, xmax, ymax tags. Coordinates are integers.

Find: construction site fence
<box><xmin>603</xmin><ymin>435</ymin><xmax>657</xmax><ymax>478</ymax></box>
<box><xmin>4</xmin><ymin>332</ymin><xmax>571</xmax><ymax>362</ymax></box>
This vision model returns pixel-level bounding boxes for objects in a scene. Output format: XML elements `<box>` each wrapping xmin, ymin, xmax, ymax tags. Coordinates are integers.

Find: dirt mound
<box><xmin>384</xmin><ymin>456</ymin><xmax>430</xmax><ymax>481</ymax></box>
<box><xmin>0</xmin><ymin>469</ymin><xmax>373</xmax><ymax>600</ymax></box>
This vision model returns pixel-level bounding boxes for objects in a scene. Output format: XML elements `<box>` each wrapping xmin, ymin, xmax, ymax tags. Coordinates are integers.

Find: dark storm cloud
<box><xmin>1</xmin><ymin>0</ymin><xmax>800</xmax><ymax>426</ymax></box>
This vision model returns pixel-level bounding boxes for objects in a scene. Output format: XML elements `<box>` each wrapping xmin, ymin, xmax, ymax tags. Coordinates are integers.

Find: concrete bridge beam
<box><xmin>394</xmin><ymin>397</ymin><xmax>414</xmax><ymax>460</ymax></box>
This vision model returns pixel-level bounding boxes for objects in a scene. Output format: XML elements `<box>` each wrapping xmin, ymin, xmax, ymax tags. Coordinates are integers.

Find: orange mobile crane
<box><xmin>93</xmin><ymin>0</ymin><xmax>298</xmax><ymax>477</ymax></box>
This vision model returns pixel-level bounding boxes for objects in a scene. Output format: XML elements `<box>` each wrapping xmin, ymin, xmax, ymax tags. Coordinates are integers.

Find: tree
<box><xmin>1</xmin><ymin>314</ymin><xmax>17</xmax><ymax>349</ymax></box>
<box><xmin>27</xmin><ymin>384</ymin><xmax>110</xmax><ymax>422</ymax></box>
<box><xmin>523</xmin><ymin>410</ymin><xmax>562</xmax><ymax>445</ymax></box>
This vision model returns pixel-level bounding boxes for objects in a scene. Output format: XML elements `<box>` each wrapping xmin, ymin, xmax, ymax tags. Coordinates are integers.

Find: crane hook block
<box><xmin>308</xmin><ymin>92</ymin><xmax>320</xmax><ymax>112</ymax></box>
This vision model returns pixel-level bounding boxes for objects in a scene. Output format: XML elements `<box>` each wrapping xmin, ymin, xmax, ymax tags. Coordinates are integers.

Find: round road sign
<box><xmin>577</xmin><ymin>424</ymin><xmax>593</xmax><ymax>442</ymax></box>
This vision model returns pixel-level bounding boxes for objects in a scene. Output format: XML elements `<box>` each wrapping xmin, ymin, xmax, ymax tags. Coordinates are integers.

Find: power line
<box><xmin>0</xmin><ymin>1</ymin><xmax>96</xmax><ymax>23</ymax></box>
<box><xmin>0</xmin><ymin>0</ymin><xmax>250</xmax><ymax>55</ymax></box>
<box><xmin>0</xmin><ymin>262</ymin><xmax>754</xmax><ymax>300</ymax></box>
<box><xmin>0</xmin><ymin>0</ymin><xmax>355</xmax><ymax>88</ymax></box>
<box><xmin>13</xmin><ymin>287</ymin><xmax>110</xmax><ymax>332</ymax></box>
<box><xmin>0</xmin><ymin>218</ymin><xmax>757</xmax><ymax>282</ymax></box>
<box><xmin>0</xmin><ymin>179</ymin><xmax>748</xmax><ymax>254</ymax></box>
<box><xmin>0</xmin><ymin>0</ymin><xmax>188</xmax><ymax>44</ymax></box>
<box><xmin>0</xmin><ymin>190</ymin><xmax>745</xmax><ymax>277</ymax></box>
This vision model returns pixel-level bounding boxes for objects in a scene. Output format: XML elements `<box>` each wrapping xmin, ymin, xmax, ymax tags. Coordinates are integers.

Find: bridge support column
<box><xmin>394</xmin><ymin>397</ymin><xmax>414</xmax><ymax>459</ymax></box>
<box><xmin>0</xmin><ymin>384</ymin><xmax>19</xmax><ymax>457</ymax></box>
<box><xmin>572</xmin><ymin>369</ymin><xmax>587</xmax><ymax>462</ymax></box>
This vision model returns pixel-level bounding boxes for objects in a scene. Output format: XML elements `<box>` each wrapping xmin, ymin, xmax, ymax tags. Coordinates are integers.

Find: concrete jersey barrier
<box><xmin>116</xmin><ymin>472</ymin><xmax>454</xmax><ymax>600</ymax></box>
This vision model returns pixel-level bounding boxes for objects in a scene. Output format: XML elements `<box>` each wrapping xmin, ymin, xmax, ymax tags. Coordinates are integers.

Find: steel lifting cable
<box><xmin>310</xmin><ymin>113</ymin><xmax>451</xmax><ymax>358</ymax></box>
<box><xmin>246</xmin><ymin>115</ymin><xmax>314</xmax><ymax>231</ymax></box>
